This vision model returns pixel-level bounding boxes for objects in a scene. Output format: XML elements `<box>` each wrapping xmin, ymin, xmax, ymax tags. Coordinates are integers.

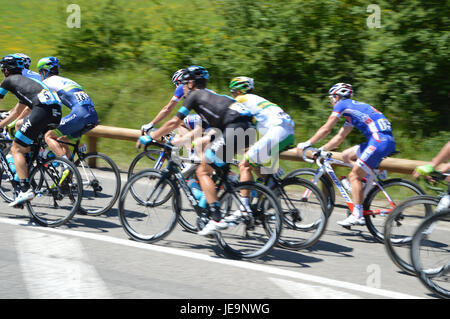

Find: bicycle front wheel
<box><xmin>274</xmin><ymin>177</ymin><xmax>328</xmax><ymax>250</ymax></box>
<box><xmin>127</xmin><ymin>148</ymin><xmax>165</xmax><ymax>178</ymax></box>
<box><xmin>384</xmin><ymin>195</ymin><xmax>439</xmax><ymax>275</ymax></box>
<box><xmin>411</xmin><ymin>209</ymin><xmax>450</xmax><ymax>299</ymax></box>
<box><xmin>27</xmin><ymin>157</ymin><xmax>83</xmax><ymax>227</ymax></box>
<box><xmin>75</xmin><ymin>152</ymin><xmax>121</xmax><ymax>216</ymax></box>
<box><xmin>118</xmin><ymin>169</ymin><xmax>180</xmax><ymax>243</ymax></box>
<box><xmin>363</xmin><ymin>178</ymin><xmax>426</xmax><ymax>243</ymax></box>
<box><xmin>215</xmin><ymin>182</ymin><xmax>282</xmax><ymax>260</ymax></box>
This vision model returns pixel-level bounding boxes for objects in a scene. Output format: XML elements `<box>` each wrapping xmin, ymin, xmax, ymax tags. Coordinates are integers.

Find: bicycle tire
<box><xmin>0</xmin><ymin>167</ymin><xmax>15</xmax><ymax>202</ymax></box>
<box><xmin>363</xmin><ymin>178</ymin><xmax>426</xmax><ymax>243</ymax></box>
<box><xmin>274</xmin><ymin>177</ymin><xmax>328</xmax><ymax>250</ymax></box>
<box><xmin>384</xmin><ymin>195</ymin><xmax>439</xmax><ymax>275</ymax></box>
<box><xmin>411</xmin><ymin>209</ymin><xmax>450</xmax><ymax>299</ymax></box>
<box><xmin>284</xmin><ymin>168</ymin><xmax>335</xmax><ymax>216</ymax></box>
<box><xmin>215</xmin><ymin>181</ymin><xmax>282</xmax><ymax>260</ymax></box>
<box><xmin>127</xmin><ymin>148</ymin><xmax>165</xmax><ymax>179</ymax></box>
<box><xmin>75</xmin><ymin>152</ymin><xmax>121</xmax><ymax>216</ymax></box>
<box><xmin>27</xmin><ymin>156</ymin><xmax>83</xmax><ymax>227</ymax></box>
<box><xmin>118</xmin><ymin>169</ymin><xmax>180</xmax><ymax>243</ymax></box>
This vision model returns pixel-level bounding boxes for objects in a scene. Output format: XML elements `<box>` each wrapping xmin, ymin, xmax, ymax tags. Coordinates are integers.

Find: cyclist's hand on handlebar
<box><xmin>413</xmin><ymin>164</ymin><xmax>434</xmax><ymax>180</ymax></box>
<box><xmin>140</xmin><ymin>122</ymin><xmax>154</xmax><ymax>135</ymax></box>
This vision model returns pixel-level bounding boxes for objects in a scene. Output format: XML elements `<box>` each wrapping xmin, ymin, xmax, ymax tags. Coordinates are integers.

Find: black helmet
<box><xmin>181</xmin><ymin>65</ymin><xmax>210</xmax><ymax>84</ymax></box>
<box><xmin>0</xmin><ymin>54</ymin><xmax>25</xmax><ymax>74</ymax></box>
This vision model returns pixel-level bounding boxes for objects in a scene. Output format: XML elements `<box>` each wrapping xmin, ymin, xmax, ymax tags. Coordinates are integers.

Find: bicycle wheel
<box><xmin>363</xmin><ymin>178</ymin><xmax>426</xmax><ymax>243</ymax></box>
<box><xmin>75</xmin><ymin>152</ymin><xmax>121</xmax><ymax>216</ymax></box>
<box><xmin>411</xmin><ymin>209</ymin><xmax>450</xmax><ymax>299</ymax></box>
<box><xmin>118</xmin><ymin>169</ymin><xmax>180</xmax><ymax>243</ymax></box>
<box><xmin>384</xmin><ymin>195</ymin><xmax>439</xmax><ymax>275</ymax></box>
<box><xmin>176</xmin><ymin>167</ymin><xmax>201</xmax><ymax>233</ymax></box>
<box><xmin>27</xmin><ymin>157</ymin><xmax>83</xmax><ymax>227</ymax></box>
<box><xmin>284</xmin><ymin>168</ymin><xmax>335</xmax><ymax>216</ymax></box>
<box><xmin>0</xmin><ymin>167</ymin><xmax>15</xmax><ymax>202</ymax></box>
<box><xmin>215</xmin><ymin>182</ymin><xmax>282</xmax><ymax>260</ymax></box>
<box><xmin>127</xmin><ymin>148</ymin><xmax>165</xmax><ymax>178</ymax></box>
<box><xmin>274</xmin><ymin>177</ymin><xmax>328</xmax><ymax>250</ymax></box>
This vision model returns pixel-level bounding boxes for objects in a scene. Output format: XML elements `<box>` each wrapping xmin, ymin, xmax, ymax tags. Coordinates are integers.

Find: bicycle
<box><xmin>384</xmin><ymin>171</ymin><xmax>449</xmax><ymax>276</ymax></box>
<box><xmin>0</xmin><ymin>128</ymin><xmax>83</xmax><ymax>227</ymax></box>
<box><xmin>52</xmin><ymin>124</ymin><xmax>121</xmax><ymax>216</ymax></box>
<box><xmin>411</xmin><ymin>208</ymin><xmax>449</xmax><ymax>299</ymax></box>
<box><xmin>118</xmin><ymin>139</ymin><xmax>283</xmax><ymax>260</ymax></box>
<box><xmin>290</xmin><ymin>146</ymin><xmax>427</xmax><ymax>243</ymax></box>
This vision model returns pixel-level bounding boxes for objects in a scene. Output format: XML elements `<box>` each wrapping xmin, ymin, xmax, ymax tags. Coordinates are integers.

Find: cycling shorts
<box><xmin>204</xmin><ymin>120</ymin><xmax>256</xmax><ymax>168</ymax></box>
<box><xmin>245</xmin><ymin>124</ymin><xmax>295</xmax><ymax>168</ymax></box>
<box><xmin>356</xmin><ymin>133</ymin><xmax>396</xmax><ymax>174</ymax></box>
<box><xmin>54</xmin><ymin>105</ymin><xmax>98</xmax><ymax>140</ymax></box>
<box><xmin>14</xmin><ymin>104</ymin><xmax>62</xmax><ymax>147</ymax></box>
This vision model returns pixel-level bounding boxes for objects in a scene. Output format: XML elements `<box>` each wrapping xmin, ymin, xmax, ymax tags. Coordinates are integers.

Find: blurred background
<box><xmin>0</xmin><ymin>0</ymin><xmax>448</xmax><ymax>172</ymax></box>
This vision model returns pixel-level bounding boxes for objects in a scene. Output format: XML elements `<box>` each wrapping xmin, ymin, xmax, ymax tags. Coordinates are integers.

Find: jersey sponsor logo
<box><xmin>360</xmin><ymin>145</ymin><xmax>377</xmax><ymax>162</ymax></box>
<box><xmin>20</xmin><ymin>119</ymin><xmax>32</xmax><ymax>133</ymax></box>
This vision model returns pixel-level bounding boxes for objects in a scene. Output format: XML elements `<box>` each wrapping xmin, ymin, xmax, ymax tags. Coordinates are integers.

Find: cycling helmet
<box><xmin>181</xmin><ymin>65</ymin><xmax>210</xmax><ymax>84</ymax></box>
<box><xmin>0</xmin><ymin>54</ymin><xmax>25</xmax><ymax>73</ymax></box>
<box><xmin>229</xmin><ymin>76</ymin><xmax>254</xmax><ymax>94</ymax></box>
<box><xmin>171</xmin><ymin>69</ymin><xmax>185</xmax><ymax>86</ymax></box>
<box><xmin>328</xmin><ymin>83</ymin><xmax>353</xmax><ymax>98</ymax></box>
<box><xmin>37</xmin><ymin>56</ymin><xmax>60</xmax><ymax>74</ymax></box>
<box><xmin>183</xmin><ymin>114</ymin><xmax>202</xmax><ymax>130</ymax></box>
<box><xmin>15</xmin><ymin>53</ymin><xmax>31</xmax><ymax>69</ymax></box>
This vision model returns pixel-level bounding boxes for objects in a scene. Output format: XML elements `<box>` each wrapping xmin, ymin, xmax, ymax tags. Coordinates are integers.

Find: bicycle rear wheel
<box><xmin>118</xmin><ymin>169</ymin><xmax>180</xmax><ymax>243</ymax></box>
<box><xmin>215</xmin><ymin>182</ymin><xmax>282</xmax><ymax>260</ymax></box>
<box><xmin>27</xmin><ymin>157</ymin><xmax>82</xmax><ymax>227</ymax></box>
<box><xmin>75</xmin><ymin>152</ymin><xmax>121</xmax><ymax>216</ymax></box>
<box><xmin>0</xmin><ymin>167</ymin><xmax>15</xmax><ymax>202</ymax></box>
<box><xmin>363</xmin><ymin>178</ymin><xmax>426</xmax><ymax>243</ymax></box>
<box><xmin>274</xmin><ymin>177</ymin><xmax>328</xmax><ymax>250</ymax></box>
<box><xmin>411</xmin><ymin>209</ymin><xmax>450</xmax><ymax>299</ymax></box>
<box><xmin>384</xmin><ymin>195</ymin><xmax>439</xmax><ymax>275</ymax></box>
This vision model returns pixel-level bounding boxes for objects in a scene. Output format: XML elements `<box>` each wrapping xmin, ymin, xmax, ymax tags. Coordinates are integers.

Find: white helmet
<box><xmin>171</xmin><ymin>69</ymin><xmax>185</xmax><ymax>86</ymax></box>
<box><xmin>15</xmin><ymin>53</ymin><xmax>31</xmax><ymax>69</ymax></box>
<box><xmin>328</xmin><ymin>83</ymin><xmax>353</xmax><ymax>98</ymax></box>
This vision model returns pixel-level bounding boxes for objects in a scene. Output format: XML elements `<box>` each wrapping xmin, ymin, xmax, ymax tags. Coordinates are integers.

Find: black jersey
<box><xmin>0</xmin><ymin>74</ymin><xmax>61</xmax><ymax>109</ymax></box>
<box><xmin>176</xmin><ymin>89</ymin><xmax>252</xmax><ymax>130</ymax></box>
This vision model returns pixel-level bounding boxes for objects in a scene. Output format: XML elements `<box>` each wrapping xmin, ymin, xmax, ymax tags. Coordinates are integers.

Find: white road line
<box><xmin>1</xmin><ymin>217</ymin><xmax>423</xmax><ymax>299</ymax></box>
<box><xmin>269</xmin><ymin>277</ymin><xmax>362</xmax><ymax>299</ymax></box>
<box><xmin>15</xmin><ymin>229</ymin><xmax>112</xmax><ymax>299</ymax></box>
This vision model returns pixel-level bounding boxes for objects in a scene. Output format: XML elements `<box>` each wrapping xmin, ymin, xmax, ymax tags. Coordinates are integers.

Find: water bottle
<box><xmin>340</xmin><ymin>177</ymin><xmax>352</xmax><ymax>194</ymax></box>
<box><xmin>187</xmin><ymin>179</ymin><xmax>207</xmax><ymax>208</ymax></box>
<box><xmin>436</xmin><ymin>194</ymin><xmax>450</xmax><ymax>212</ymax></box>
<box><xmin>6</xmin><ymin>154</ymin><xmax>16</xmax><ymax>174</ymax></box>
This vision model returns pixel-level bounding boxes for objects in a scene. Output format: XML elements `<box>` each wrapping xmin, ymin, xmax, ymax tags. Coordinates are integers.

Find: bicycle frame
<box><xmin>302</xmin><ymin>148</ymin><xmax>397</xmax><ymax>217</ymax></box>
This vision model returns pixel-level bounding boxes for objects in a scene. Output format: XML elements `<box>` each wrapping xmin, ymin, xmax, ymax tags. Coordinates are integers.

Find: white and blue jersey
<box><xmin>171</xmin><ymin>84</ymin><xmax>185</xmax><ymax>103</ymax></box>
<box><xmin>332</xmin><ymin>99</ymin><xmax>395</xmax><ymax>171</ymax></box>
<box><xmin>22</xmin><ymin>69</ymin><xmax>41</xmax><ymax>81</ymax></box>
<box><xmin>43</xmin><ymin>75</ymin><xmax>98</xmax><ymax>138</ymax></box>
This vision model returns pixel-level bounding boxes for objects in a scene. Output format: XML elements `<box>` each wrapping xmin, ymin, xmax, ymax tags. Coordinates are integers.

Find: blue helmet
<box><xmin>37</xmin><ymin>56</ymin><xmax>60</xmax><ymax>72</ymax></box>
<box><xmin>14</xmin><ymin>53</ymin><xmax>31</xmax><ymax>69</ymax></box>
<box><xmin>0</xmin><ymin>54</ymin><xmax>25</xmax><ymax>73</ymax></box>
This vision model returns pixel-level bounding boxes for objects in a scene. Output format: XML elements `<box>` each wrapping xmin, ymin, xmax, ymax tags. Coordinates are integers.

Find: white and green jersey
<box><xmin>235</xmin><ymin>93</ymin><xmax>294</xmax><ymax>131</ymax></box>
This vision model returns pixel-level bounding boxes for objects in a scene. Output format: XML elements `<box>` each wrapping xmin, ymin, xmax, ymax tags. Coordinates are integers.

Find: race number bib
<box><xmin>38</xmin><ymin>89</ymin><xmax>61</xmax><ymax>105</ymax></box>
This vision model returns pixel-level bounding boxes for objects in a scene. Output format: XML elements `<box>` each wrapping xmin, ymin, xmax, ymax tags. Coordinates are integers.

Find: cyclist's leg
<box><xmin>10</xmin><ymin>105</ymin><xmax>61</xmax><ymax>206</ymax></box>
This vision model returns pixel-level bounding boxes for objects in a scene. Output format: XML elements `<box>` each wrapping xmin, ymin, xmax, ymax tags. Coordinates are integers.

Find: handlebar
<box><xmin>302</xmin><ymin>146</ymin><xmax>332</xmax><ymax>164</ymax></box>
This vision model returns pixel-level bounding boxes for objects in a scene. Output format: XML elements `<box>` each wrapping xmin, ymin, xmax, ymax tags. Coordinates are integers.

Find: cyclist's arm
<box><xmin>148</xmin><ymin>99</ymin><xmax>179</xmax><ymax>127</ymax></box>
<box><xmin>307</xmin><ymin>115</ymin><xmax>340</xmax><ymax>146</ymax></box>
<box><xmin>322</xmin><ymin>124</ymin><xmax>353</xmax><ymax>151</ymax></box>
<box><xmin>430</xmin><ymin>142</ymin><xmax>450</xmax><ymax>168</ymax></box>
<box><xmin>0</xmin><ymin>102</ymin><xmax>26</xmax><ymax>129</ymax></box>
<box><xmin>150</xmin><ymin>116</ymin><xmax>183</xmax><ymax>141</ymax></box>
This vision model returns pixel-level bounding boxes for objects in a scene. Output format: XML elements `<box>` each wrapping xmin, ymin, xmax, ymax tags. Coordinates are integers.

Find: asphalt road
<box><xmin>0</xmin><ymin>170</ymin><xmax>445</xmax><ymax>302</ymax></box>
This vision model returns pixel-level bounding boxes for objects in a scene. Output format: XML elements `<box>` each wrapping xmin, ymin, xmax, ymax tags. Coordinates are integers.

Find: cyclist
<box><xmin>0</xmin><ymin>54</ymin><xmax>62</xmax><ymax>207</ymax></box>
<box><xmin>15</xmin><ymin>53</ymin><xmax>41</xmax><ymax>81</ymax></box>
<box><xmin>297</xmin><ymin>83</ymin><xmax>396</xmax><ymax>227</ymax></box>
<box><xmin>36</xmin><ymin>56</ymin><xmax>98</xmax><ymax>160</ymax></box>
<box><xmin>140</xmin><ymin>69</ymin><xmax>185</xmax><ymax>135</ymax></box>
<box><xmin>413</xmin><ymin>141</ymin><xmax>450</xmax><ymax>181</ymax></box>
<box><xmin>148</xmin><ymin>65</ymin><xmax>255</xmax><ymax>236</ymax></box>
<box><xmin>226</xmin><ymin>76</ymin><xmax>295</xmax><ymax>218</ymax></box>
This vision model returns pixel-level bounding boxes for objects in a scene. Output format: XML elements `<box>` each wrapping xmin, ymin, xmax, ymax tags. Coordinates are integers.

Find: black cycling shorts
<box><xmin>14</xmin><ymin>104</ymin><xmax>62</xmax><ymax>147</ymax></box>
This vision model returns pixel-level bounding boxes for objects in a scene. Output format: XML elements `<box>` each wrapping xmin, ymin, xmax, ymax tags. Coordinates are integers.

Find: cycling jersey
<box><xmin>172</xmin><ymin>84</ymin><xmax>184</xmax><ymax>103</ymax></box>
<box><xmin>183</xmin><ymin>113</ymin><xmax>211</xmax><ymax>131</ymax></box>
<box><xmin>43</xmin><ymin>75</ymin><xmax>98</xmax><ymax>139</ymax></box>
<box><xmin>235</xmin><ymin>93</ymin><xmax>294</xmax><ymax>131</ymax></box>
<box><xmin>331</xmin><ymin>99</ymin><xmax>393</xmax><ymax>141</ymax></box>
<box><xmin>0</xmin><ymin>74</ymin><xmax>61</xmax><ymax>108</ymax></box>
<box><xmin>176</xmin><ymin>89</ymin><xmax>252</xmax><ymax>130</ymax></box>
<box><xmin>22</xmin><ymin>69</ymin><xmax>41</xmax><ymax>81</ymax></box>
